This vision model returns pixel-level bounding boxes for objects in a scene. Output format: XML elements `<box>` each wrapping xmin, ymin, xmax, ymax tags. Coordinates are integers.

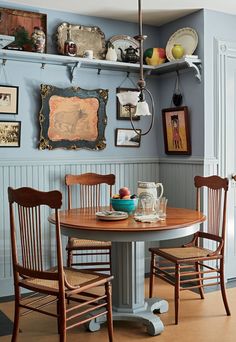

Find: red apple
<box><xmin>119</xmin><ymin>187</ymin><xmax>131</xmax><ymax>198</ymax></box>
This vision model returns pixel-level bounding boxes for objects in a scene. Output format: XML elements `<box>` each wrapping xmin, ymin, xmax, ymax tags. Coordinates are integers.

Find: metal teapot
<box><xmin>118</xmin><ymin>45</ymin><xmax>139</xmax><ymax>63</ymax></box>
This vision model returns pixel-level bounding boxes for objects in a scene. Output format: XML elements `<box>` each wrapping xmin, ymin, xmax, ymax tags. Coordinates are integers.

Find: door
<box><xmin>217</xmin><ymin>39</ymin><xmax>236</xmax><ymax>279</ymax></box>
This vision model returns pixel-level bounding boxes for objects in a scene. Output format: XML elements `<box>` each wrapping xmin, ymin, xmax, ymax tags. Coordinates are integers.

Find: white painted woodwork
<box><xmin>0</xmin><ymin>157</ymin><xmax>204</xmax><ymax>297</ymax></box>
<box><xmin>215</xmin><ymin>39</ymin><xmax>236</xmax><ymax>279</ymax></box>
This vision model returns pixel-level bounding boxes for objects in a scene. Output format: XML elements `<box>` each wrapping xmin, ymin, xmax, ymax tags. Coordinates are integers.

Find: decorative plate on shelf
<box><xmin>96</xmin><ymin>211</ymin><xmax>128</xmax><ymax>221</ymax></box>
<box><xmin>165</xmin><ymin>27</ymin><xmax>198</xmax><ymax>61</ymax></box>
<box><xmin>109</xmin><ymin>35</ymin><xmax>139</xmax><ymax>62</ymax></box>
<box><xmin>56</xmin><ymin>22</ymin><xmax>106</xmax><ymax>59</ymax></box>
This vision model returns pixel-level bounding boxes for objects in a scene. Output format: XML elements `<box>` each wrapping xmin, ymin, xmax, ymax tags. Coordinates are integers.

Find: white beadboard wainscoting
<box><xmin>0</xmin><ymin>157</ymin><xmax>209</xmax><ymax>297</ymax></box>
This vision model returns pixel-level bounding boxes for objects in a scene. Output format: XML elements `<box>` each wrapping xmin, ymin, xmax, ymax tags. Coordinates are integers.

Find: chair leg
<box><xmin>11</xmin><ymin>287</ymin><xmax>20</xmax><ymax>342</ymax></box>
<box><xmin>58</xmin><ymin>296</ymin><xmax>67</xmax><ymax>342</ymax></box>
<box><xmin>174</xmin><ymin>264</ymin><xmax>180</xmax><ymax>325</ymax></box>
<box><xmin>195</xmin><ymin>262</ymin><xmax>205</xmax><ymax>299</ymax></box>
<box><xmin>105</xmin><ymin>281</ymin><xmax>114</xmax><ymax>342</ymax></box>
<box><xmin>67</xmin><ymin>249</ymin><xmax>73</xmax><ymax>268</ymax></box>
<box><xmin>219</xmin><ymin>259</ymin><xmax>231</xmax><ymax>316</ymax></box>
<box><xmin>149</xmin><ymin>252</ymin><xmax>155</xmax><ymax>298</ymax></box>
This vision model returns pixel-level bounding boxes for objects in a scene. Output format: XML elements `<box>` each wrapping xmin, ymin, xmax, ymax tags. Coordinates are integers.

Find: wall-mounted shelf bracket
<box><xmin>70</xmin><ymin>61</ymin><xmax>80</xmax><ymax>82</ymax></box>
<box><xmin>185</xmin><ymin>58</ymin><xmax>202</xmax><ymax>82</ymax></box>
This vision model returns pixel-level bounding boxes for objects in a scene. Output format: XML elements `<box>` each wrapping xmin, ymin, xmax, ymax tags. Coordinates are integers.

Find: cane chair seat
<box><xmin>149</xmin><ymin>175</ymin><xmax>231</xmax><ymax>325</ymax></box>
<box><xmin>68</xmin><ymin>237</ymin><xmax>111</xmax><ymax>249</ymax></box>
<box><xmin>20</xmin><ymin>267</ymin><xmax>110</xmax><ymax>292</ymax></box>
<box><xmin>157</xmin><ymin>246</ymin><xmax>215</xmax><ymax>260</ymax></box>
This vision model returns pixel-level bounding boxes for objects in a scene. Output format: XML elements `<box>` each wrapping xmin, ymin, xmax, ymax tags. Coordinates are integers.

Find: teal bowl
<box><xmin>110</xmin><ymin>198</ymin><xmax>138</xmax><ymax>214</ymax></box>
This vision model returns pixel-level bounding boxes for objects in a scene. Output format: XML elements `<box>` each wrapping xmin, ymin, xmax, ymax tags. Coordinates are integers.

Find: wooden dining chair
<box><xmin>65</xmin><ymin>173</ymin><xmax>115</xmax><ymax>274</ymax></box>
<box><xmin>149</xmin><ymin>175</ymin><xmax>231</xmax><ymax>324</ymax></box>
<box><xmin>8</xmin><ymin>186</ymin><xmax>114</xmax><ymax>341</ymax></box>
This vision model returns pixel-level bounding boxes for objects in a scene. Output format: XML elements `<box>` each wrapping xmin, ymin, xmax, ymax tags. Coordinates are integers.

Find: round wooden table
<box><xmin>49</xmin><ymin>207</ymin><xmax>205</xmax><ymax>336</ymax></box>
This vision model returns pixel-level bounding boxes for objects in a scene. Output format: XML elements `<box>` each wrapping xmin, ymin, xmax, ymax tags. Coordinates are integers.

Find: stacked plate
<box><xmin>165</xmin><ymin>27</ymin><xmax>198</xmax><ymax>61</ymax></box>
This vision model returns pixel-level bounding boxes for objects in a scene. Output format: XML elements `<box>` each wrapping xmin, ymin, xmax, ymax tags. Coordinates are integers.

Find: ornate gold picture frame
<box><xmin>39</xmin><ymin>85</ymin><xmax>108</xmax><ymax>150</ymax></box>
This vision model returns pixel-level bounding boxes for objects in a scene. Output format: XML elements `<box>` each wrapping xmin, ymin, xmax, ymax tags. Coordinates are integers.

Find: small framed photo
<box><xmin>116</xmin><ymin>87</ymin><xmax>140</xmax><ymax>120</ymax></box>
<box><xmin>162</xmin><ymin>106</ymin><xmax>191</xmax><ymax>155</ymax></box>
<box><xmin>115</xmin><ymin>128</ymin><xmax>141</xmax><ymax>147</ymax></box>
<box><xmin>0</xmin><ymin>85</ymin><xmax>19</xmax><ymax>114</ymax></box>
<box><xmin>0</xmin><ymin>121</ymin><xmax>21</xmax><ymax>147</ymax></box>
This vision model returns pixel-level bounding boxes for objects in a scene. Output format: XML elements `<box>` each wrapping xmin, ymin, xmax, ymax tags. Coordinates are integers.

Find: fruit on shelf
<box><xmin>143</xmin><ymin>47</ymin><xmax>166</xmax><ymax>66</ymax></box>
<box><xmin>119</xmin><ymin>187</ymin><xmax>131</xmax><ymax>198</ymax></box>
<box><xmin>171</xmin><ymin>44</ymin><xmax>184</xmax><ymax>59</ymax></box>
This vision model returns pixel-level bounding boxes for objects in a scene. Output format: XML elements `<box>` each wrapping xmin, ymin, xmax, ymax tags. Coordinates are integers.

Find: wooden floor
<box><xmin>1</xmin><ymin>278</ymin><xmax>235</xmax><ymax>342</ymax></box>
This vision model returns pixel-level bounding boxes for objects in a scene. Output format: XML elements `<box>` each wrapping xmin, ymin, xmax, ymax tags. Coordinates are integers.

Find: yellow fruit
<box><xmin>112</xmin><ymin>194</ymin><xmax>120</xmax><ymax>199</ymax></box>
<box><xmin>122</xmin><ymin>195</ymin><xmax>131</xmax><ymax>199</ymax></box>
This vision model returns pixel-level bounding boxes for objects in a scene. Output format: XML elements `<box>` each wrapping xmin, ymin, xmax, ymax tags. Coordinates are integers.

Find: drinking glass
<box><xmin>156</xmin><ymin>197</ymin><xmax>168</xmax><ymax>219</ymax></box>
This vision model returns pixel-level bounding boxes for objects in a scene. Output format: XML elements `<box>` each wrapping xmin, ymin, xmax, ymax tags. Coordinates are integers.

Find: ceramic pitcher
<box><xmin>137</xmin><ymin>181</ymin><xmax>164</xmax><ymax>202</ymax></box>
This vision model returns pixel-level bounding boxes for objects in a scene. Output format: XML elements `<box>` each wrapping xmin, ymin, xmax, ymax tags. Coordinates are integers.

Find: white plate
<box><xmin>165</xmin><ymin>27</ymin><xmax>198</xmax><ymax>61</ymax></box>
<box><xmin>109</xmin><ymin>35</ymin><xmax>139</xmax><ymax>62</ymax></box>
<box><xmin>96</xmin><ymin>211</ymin><xmax>128</xmax><ymax>221</ymax></box>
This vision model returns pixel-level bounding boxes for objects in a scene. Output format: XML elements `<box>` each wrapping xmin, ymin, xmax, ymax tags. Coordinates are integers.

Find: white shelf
<box><xmin>0</xmin><ymin>49</ymin><xmax>202</xmax><ymax>81</ymax></box>
<box><xmin>152</xmin><ymin>56</ymin><xmax>202</xmax><ymax>81</ymax></box>
<box><xmin>0</xmin><ymin>35</ymin><xmax>15</xmax><ymax>49</ymax></box>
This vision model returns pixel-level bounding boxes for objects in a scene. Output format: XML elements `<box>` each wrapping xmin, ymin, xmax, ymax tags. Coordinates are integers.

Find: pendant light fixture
<box><xmin>116</xmin><ymin>0</ymin><xmax>155</xmax><ymax>136</ymax></box>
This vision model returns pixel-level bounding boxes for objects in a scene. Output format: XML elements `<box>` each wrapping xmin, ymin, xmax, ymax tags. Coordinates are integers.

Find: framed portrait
<box><xmin>162</xmin><ymin>106</ymin><xmax>191</xmax><ymax>155</ymax></box>
<box><xmin>0</xmin><ymin>120</ymin><xmax>21</xmax><ymax>147</ymax></box>
<box><xmin>116</xmin><ymin>87</ymin><xmax>140</xmax><ymax>120</ymax></box>
<box><xmin>39</xmin><ymin>84</ymin><xmax>108</xmax><ymax>150</ymax></box>
<box><xmin>0</xmin><ymin>7</ymin><xmax>47</xmax><ymax>52</ymax></box>
<box><xmin>0</xmin><ymin>85</ymin><xmax>19</xmax><ymax>114</ymax></box>
<box><xmin>115</xmin><ymin>128</ymin><xmax>141</xmax><ymax>147</ymax></box>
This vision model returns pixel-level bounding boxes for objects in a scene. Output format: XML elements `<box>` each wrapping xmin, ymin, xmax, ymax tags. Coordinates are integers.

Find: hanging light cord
<box><xmin>131</xmin><ymin>0</ymin><xmax>155</xmax><ymax>136</ymax></box>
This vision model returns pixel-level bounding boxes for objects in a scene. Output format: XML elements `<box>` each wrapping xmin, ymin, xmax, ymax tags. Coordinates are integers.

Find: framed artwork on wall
<box><xmin>116</xmin><ymin>87</ymin><xmax>140</xmax><ymax>120</ymax></box>
<box><xmin>0</xmin><ymin>7</ymin><xmax>47</xmax><ymax>52</ymax></box>
<box><xmin>115</xmin><ymin>128</ymin><xmax>141</xmax><ymax>147</ymax></box>
<box><xmin>162</xmin><ymin>106</ymin><xmax>191</xmax><ymax>155</ymax></box>
<box><xmin>39</xmin><ymin>84</ymin><xmax>108</xmax><ymax>150</ymax></box>
<box><xmin>0</xmin><ymin>120</ymin><xmax>21</xmax><ymax>147</ymax></box>
<box><xmin>0</xmin><ymin>85</ymin><xmax>19</xmax><ymax>114</ymax></box>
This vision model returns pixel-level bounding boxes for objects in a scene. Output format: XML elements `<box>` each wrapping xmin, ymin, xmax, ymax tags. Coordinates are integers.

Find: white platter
<box><xmin>96</xmin><ymin>211</ymin><xmax>128</xmax><ymax>221</ymax></box>
<box><xmin>165</xmin><ymin>27</ymin><xmax>198</xmax><ymax>61</ymax></box>
<box><xmin>109</xmin><ymin>35</ymin><xmax>139</xmax><ymax>62</ymax></box>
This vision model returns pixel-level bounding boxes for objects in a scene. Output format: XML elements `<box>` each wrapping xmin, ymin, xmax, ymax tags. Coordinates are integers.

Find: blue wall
<box><xmin>0</xmin><ymin>1</ymin><xmax>206</xmax><ymax>162</ymax></box>
<box><xmin>157</xmin><ymin>10</ymin><xmax>205</xmax><ymax>158</ymax></box>
<box><xmin>0</xmin><ymin>0</ymin><xmax>162</xmax><ymax>162</ymax></box>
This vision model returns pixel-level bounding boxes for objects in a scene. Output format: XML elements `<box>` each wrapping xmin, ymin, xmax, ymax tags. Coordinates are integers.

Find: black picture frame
<box><xmin>115</xmin><ymin>128</ymin><xmax>141</xmax><ymax>147</ymax></box>
<box><xmin>116</xmin><ymin>87</ymin><xmax>140</xmax><ymax>120</ymax></box>
<box><xmin>38</xmin><ymin>84</ymin><xmax>108</xmax><ymax>150</ymax></box>
<box><xmin>0</xmin><ymin>120</ymin><xmax>21</xmax><ymax>147</ymax></box>
<box><xmin>0</xmin><ymin>85</ymin><xmax>19</xmax><ymax>114</ymax></box>
<box><xmin>162</xmin><ymin>106</ymin><xmax>191</xmax><ymax>155</ymax></box>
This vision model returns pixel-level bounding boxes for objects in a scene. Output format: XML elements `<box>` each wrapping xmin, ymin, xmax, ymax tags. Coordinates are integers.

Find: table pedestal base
<box><xmin>88</xmin><ymin>297</ymin><xmax>168</xmax><ymax>336</ymax></box>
